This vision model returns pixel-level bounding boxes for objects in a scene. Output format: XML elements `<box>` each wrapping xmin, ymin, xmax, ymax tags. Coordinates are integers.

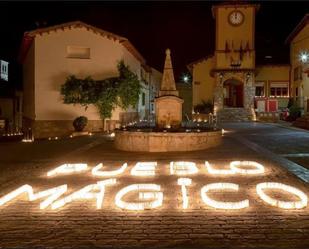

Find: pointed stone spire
<box><xmin>159</xmin><ymin>49</ymin><xmax>179</xmax><ymax>96</ymax></box>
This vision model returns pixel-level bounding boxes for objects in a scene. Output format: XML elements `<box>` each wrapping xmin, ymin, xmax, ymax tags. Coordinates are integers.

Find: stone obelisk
<box><xmin>155</xmin><ymin>49</ymin><xmax>184</xmax><ymax>129</ymax></box>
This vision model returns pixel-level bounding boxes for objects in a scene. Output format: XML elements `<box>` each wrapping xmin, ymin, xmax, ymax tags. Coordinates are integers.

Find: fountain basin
<box><xmin>114</xmin><ymin>129</ymin><xmax>222</xmax><ymax>152</ymax></box>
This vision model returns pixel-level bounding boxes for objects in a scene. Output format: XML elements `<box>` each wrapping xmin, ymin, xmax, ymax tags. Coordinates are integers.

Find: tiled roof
<box><xmin>286</xmin><ymin>14</ymin><xmax>309</xmax><ymax>44</ymax></box>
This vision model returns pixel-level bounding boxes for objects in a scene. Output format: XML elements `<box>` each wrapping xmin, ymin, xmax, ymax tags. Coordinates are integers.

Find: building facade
<box><xmin>20</xmin><ymin>21</ymin><xmax>161</xmax><ymax>138</ymax></box>
<box><xmin>0</xmin><ymin>60</ymin><xmax>23</xmax><ymax>134</ymax></box>
<box><xmin>286</xmin><ymin>14</ymin><xmax>309</xmax><ymax>113</ymax></box>
<box><xmin>189</xmin><ymin>2</ymin><xmax>291</xmax><ymax>121</ymax></box>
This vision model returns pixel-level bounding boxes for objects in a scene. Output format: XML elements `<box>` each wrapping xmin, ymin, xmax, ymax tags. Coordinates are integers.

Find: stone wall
<box><xmin>114</xmin><ymin>130</ymin><xmax>222</xmax><ymax>152</ymax></box>
<box><xmin>214</xmin><ymin>71</ymin><xmax>256</xmax><ymax>121</ymax></box>
<box><xmin>155</xmin><ymin>96</ymin><xmax>184</xmax><ymax>128</ymax></box>
<box><xmin>23</xmin><ymin>119</ymin><xmax>103</xmax><ymax>139</ymax></box>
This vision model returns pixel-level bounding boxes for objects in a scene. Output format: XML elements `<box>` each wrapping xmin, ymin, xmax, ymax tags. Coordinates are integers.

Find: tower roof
<box><xmin>286</xmin><ymin>14</ymin><xmax>309</xmax><ymax>44</ymax></box>
<box><xmin>212</xmin><ymin>1</ymin><xmax>260</xmax><ymax>18</ymax></box>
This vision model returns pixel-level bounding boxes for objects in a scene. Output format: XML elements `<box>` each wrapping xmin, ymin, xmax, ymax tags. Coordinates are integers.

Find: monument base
<box><xmin>114</xmin><ymin>130</ymin><xmax>222</xmax><ymax>152</ymax></box>
<box><xmin>155</xmin><ymin>95</ymin><xmax>184</xmax><ymax>129</ymax></box>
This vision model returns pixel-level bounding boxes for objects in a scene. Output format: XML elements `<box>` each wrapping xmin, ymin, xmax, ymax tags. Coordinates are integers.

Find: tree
<box><xmin>60</xmin><ymin>61</ymin><xmax>141</xmax><ymax>122</ymax></box>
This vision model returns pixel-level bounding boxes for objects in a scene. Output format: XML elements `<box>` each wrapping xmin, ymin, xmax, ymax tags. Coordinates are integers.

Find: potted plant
<box><xmin>73</xmin><ymin>116</ymin><xmax>88</xmax><ymax>132</ymax></box>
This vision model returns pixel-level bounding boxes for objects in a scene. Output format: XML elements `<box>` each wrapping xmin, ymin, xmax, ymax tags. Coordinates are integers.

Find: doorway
<box><xmin>223</xmin><ymin>79</ymin><xmax>244</xmax><ymax>107</ymax></box>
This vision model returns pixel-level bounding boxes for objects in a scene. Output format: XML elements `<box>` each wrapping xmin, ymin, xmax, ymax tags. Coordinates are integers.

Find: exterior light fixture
<box><xmin>299</xmin><ymin>51</ymin><xmax>309</xmax><ymax>63</ymax></box>
<box><xmin>170</xmin><ymin>161</ymin><xmax>198</xmax><ymax>175</ymax></box>
<box><xmin>131</xmin><ymin>162</ymin><xmax>157</xmax><ymax>176</ymax></box>
<box><xmin>51</xmin><ymin>179</ymin><xmax>116</xmax><ymax>209</ymax></box>
<box><xmin>47</xmin><ymin>163</ymin><xmax>88</xmax><ymax>177</ymax></box>
<box><xmin>205</xmin><ymin>161</ymin><xmax>235</xmax><ymax>175</ymax></box>
<box><xmin>178</xmin><ymin>178</ymin><xmax>192</xmax><ymax>209</ymax></box>
<box><xmin>115</xmin><ymin>184</ymin><xmax>163</xmax><ymax>210</ymax></box>
<box><xmin>0</xmin><ymin>184</ymin><xmax>68</xmax><ymax>210</ymax></box>
<box><xmin>256</xmin><ymin>182</ymin><xmax>307</xmax><ymax>209</ymax></box>
<box><xmin>230</xmin><ymin>161</ymin><xmax>264</xmax><ymax>175</ymax></box>
<box><xmin>201</xmin><ymin>183</ymin><xmax>249</xmax><ymax>209</ymax></box>
<box><xmin>181</xmin><ymin>73</ymin><xmax>191</xmax><ymax>83</ymax></box>
<box><xmin>92</xmin><ymin>163</ymin><xmax>128</xmax><ymax>177</ymax></box>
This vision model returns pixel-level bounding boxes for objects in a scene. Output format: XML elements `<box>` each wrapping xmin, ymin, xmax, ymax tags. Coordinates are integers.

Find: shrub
<box><xmin>194</xmin><ymin>100</ymin><xmax>214</xmax><ymax>114</ymax></box>
<box><xmin>73</xmin><ymin>116</ymin><xmax>88</xmax><ymax>132</ymax></box>
<box><xmin>60</xmin><ymin>61</ymin><xmax>141</xmax><ymax>120</ymax></box>
<box><xmin>287</xmin><ymin>98</ymin><xmax>294</xmax><ymax>109</ymax></box>
<box><xmin>288</xmin><ymin>105</ymin><xmax>301</xmax><ymax>121</ymax></box>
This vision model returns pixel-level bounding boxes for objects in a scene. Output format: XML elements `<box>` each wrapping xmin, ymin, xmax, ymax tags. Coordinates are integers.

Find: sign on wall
<box><xmin>0</xmin><ymin>60</ymin><xmax>8</xmax><ymax>82</ymax></box>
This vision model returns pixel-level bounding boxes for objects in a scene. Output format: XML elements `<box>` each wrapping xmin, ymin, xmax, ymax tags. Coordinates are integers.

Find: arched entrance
<box><xmin>223</xmin><ymin>79</ymin><xmax>244</xmax><ymax>107</ymax></box>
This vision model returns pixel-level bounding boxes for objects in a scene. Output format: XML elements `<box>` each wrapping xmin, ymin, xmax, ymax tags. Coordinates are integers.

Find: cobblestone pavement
<box><xmin>0</xmin><ymin>123</ymin><xmax>308</xmax><ymax>249</ymax></box>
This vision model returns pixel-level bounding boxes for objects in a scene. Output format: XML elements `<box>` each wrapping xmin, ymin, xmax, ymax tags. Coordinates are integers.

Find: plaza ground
<box><xmin>0</xmin><ymin>122</ymin><xmax>308</xmax><ymax>249</ymax></box>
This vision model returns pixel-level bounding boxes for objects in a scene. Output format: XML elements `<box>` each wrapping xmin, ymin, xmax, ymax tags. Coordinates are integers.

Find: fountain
<box><xmin>114</xmin><ymin>49</ymin><xmax>222</xmax><ymax>152</ymax></box>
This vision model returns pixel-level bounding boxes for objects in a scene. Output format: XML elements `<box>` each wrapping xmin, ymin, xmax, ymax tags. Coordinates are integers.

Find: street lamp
<box><xmin>181</xmin><ymin>72</ymin><xmax>191</xmax><ymax>84</ymax></box>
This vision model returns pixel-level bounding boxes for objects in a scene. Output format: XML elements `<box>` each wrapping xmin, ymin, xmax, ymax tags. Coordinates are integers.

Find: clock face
<box><xmin>228</xmin><ymin>10</ymin><xmax>244</xmax><ymax>26</ymax></box>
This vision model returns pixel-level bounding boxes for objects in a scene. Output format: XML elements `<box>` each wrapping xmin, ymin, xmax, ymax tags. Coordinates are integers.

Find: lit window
<box><xmin>270</xmin><ymin>82</ymin><xmax>288</xmax><ymax>97</ymax></box>
<box><xmin>255</xmin><ymin>82</ymin><xmax>264</xmax><ymax>97</ymax></box>
<box><xmin>255</xmin><ymin>86</ymin><xmax>264</xmax><ymax>97</ymax></box>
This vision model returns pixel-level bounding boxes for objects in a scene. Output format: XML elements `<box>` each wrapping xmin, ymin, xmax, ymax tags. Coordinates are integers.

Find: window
<box><xmin>67</xmin><ymin>46</ymin><xmax>90</xmax><ymax>59</ymax></box>
<box><xmin>142</xmin><ymin>92</ymin><xmax>145</xmax><ymax>106</ymax></box>
<box><xmin>141</xmin><ymin>69</ymin><xmax>145</xmax><ymax>80</ymax></box>
<box><xmin>294</xmin><ymin>66</ymin><xmax>303</xmax><ymax>81</ymax></box>
<box><xmin>282</xmin><ymin>88</ymin><xmax>288</xmax><ymax>96</ymax></box>
<box><xmin>270</xmin><ymin>87</ymin><xmax>289</xmax><ymax>97</ymax></box>
<box><xmin>255</xmin><ymin>86</ymin><xmax>264</xmax><ymax>97</ymax></box>
<box><xmin>254</xmin><ymin>82</ymin><xmax>264</xmax><ymax>97</ymax></box>
<box><xmin>296</xmin><ymin>87</ymin><xmax>299</xmax><ymax>97</ymax></box>
<box><xmin>270</xmin><ymin>82</ymin><xmax>288</xmax><ymax>97</ymax></box>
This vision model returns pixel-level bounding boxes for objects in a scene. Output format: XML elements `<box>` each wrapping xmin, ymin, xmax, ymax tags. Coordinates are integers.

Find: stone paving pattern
<box><xmin>0</xmin><ymin>123</ymin><xmax>308</xmax><ymax>249</ymax></box>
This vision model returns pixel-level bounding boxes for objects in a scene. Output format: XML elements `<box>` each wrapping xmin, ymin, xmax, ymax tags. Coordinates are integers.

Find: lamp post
<box><xmin>246</xmin><ymin>72</ymin><xmax>251</xmax><ymax>84</ymax></box>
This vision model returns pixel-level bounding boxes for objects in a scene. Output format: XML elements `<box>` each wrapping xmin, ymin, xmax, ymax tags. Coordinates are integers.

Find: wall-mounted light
<box><xmin>299</xmin><ymin>51</ymin><xmax>309</xmax><ymax>63</ymax></box>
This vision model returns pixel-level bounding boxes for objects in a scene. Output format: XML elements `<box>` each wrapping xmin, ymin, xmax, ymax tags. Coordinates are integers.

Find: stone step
<box><xmin>217</xmin><ymin>108</ymin><xmax>254</xmax><ymax>122</ymax></box>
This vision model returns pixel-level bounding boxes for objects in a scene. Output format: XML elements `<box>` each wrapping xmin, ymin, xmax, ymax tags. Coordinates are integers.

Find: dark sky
<box><xmin>1</xmin><ymin>1</ymin><xmax>309</xmax><ymax>89</ymax></box>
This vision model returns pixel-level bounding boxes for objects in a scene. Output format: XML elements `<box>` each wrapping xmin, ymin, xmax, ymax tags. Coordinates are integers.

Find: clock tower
<box><xmin>212</xmin><ymin>2</ymin><xmax>260</xmax><ymax>121</ymax></box>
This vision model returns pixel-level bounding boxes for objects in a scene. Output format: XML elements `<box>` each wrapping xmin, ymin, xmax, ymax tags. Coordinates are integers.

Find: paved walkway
<box><xmin>0</xmin><ymin>123</ymin><xmax>308</xmax><ymax>249</ymax></box>
<box><xmin>222</xmin><ymin>122</ymin><xmax>309</xmax><ymax>183</ymax></box>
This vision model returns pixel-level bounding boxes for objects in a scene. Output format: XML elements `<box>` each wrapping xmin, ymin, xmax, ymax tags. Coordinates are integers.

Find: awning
<box><xmin>270</xmin><ymin>82</ymin><xmax>288</xmax><ymax>88</ymax></box>
<box><xmin>255</xmin><ymin>82</ymin><xmax>265</xmax><ymax>87</ymax></box>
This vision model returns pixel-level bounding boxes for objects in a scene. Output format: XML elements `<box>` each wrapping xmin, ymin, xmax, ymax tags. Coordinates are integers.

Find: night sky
<box><xmin>1</xmin><ymin>1</ymin><xmax>309</xmax><ymax>90</ymax></box>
